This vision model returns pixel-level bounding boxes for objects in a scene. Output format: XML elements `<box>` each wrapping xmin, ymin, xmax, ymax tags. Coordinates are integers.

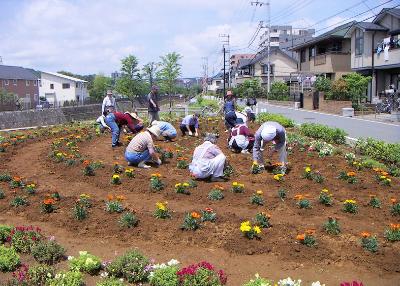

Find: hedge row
<box><xmin>299</xmin><ymin>123</ymin><xmax>347</xmax><ymax>145</ymax></box>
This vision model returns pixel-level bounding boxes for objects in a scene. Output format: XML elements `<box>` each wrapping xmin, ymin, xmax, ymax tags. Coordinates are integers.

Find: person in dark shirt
<box><xmin>228</xmin><ymin>118</ymin><xmax>255</xmax><ymax>153</ymax></box>
<box><xmin>148</xmin><ymin>85</ymin><xmax>160</xmax><ymax>123</ymax></box>
<box><xmin>105</xmin><ymin>111</ymin><xmax>144</xmax><ymax>147</ymax></box>
<box><xmin>223</xmin><ymin>91</ymin><xmax>237</xmax><ymax>131</ymax></box>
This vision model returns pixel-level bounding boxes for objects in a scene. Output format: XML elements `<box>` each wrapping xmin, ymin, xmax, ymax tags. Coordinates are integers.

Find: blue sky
<box><xmin>0</xmin><ymin>0</ymin><xmax>395</xmax><ymax>77</ymax></box>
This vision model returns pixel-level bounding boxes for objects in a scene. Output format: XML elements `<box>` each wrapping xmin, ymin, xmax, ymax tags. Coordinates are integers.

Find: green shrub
<box><xmin>28</xmin><ymin>264</ymin><xmax>55</xmax><ymax>285</ymax></box>
<box><xmin>0</xmin><ymin>225</ymin><xmax>12</xmax><ymax>243</ymax></box>
<box><xmin>9</xmin><ymin>226</ymin><xmax>42</xmax><ymax>253</ymax></box>
<box><xmin>31</xmin><ymin>239</ymin><xmax>65</xmax><ymax>265</ymax></box>
<box><xmin>268</xmin><ymin>81</ymin><xmax>290</xmax><ymax>101</ymax></box>
<box><xmin>243</xmin><ymin>274</ymin><xmax>273</xmax><ymax>286</ymax></box>
<box><xmin>96</xmin><ymin>277</ymin><xmax>126</xmax><ymax>286</ymax></box>
<box><xmin>119</xmin><ymin>212</ymin><xmax>139</xmax><ymax>228</ymax></box>
<box><xmin>314</xmin><ymin>76</ymin><xmax>332</xmax><ymax>92</ymax></box>
<box><xmin>0</xmin><ymin>173</ymin><xmax>12</xmax><ymax>182</ymax></box>
<box><xmin>150</xmin><ymin>266</ymin><xmax>179</xmax><ymax>286</ymax></box>
<box><xmin>256</xmin><ymin>112</ymin><xmax>295</xmax><ymax>128</ymax></box>
<box><xmin>0</xmin><ymin>245</ymin><xmax>20</xmax><ymax>272</ymax></box>
<box><xmin>361</xmin><ymin>157</ymin><xmax>387</xmax><ymax>169</ymax></box>
<box><xmin>355</xmin><ymin>138</ymin><xmax>400</xmax><ymax>167</ymax></box>
<box><xmin>327</xmin><ymin>78</ymin><xmax>350</xmax><ymax>100</ymax></box>
<box><xmin>48</xmin><ymin>270</ymin><xmax>84</xmax><ymax>286</ymax></box>
<box><xmin>69</xmin><ymin>251</ymin><xmax>101</xmax><ymax>275</ymax></box>
<box><xmin>105</xmin><ymin>250</ymin><xmax>149</xmax><ymax>283</ymax></box>
<box><xmin>300</xmin><ymin>123</ymin><xmax>347</xmax><ymax>144</ymax></box>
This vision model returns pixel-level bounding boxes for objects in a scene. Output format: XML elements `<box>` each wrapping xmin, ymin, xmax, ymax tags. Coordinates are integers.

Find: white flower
<box><xmin>167</xmin><ymin>259</ymin><xmax>179</xmax><ymax>266</ymax></box>
<box><xmin>100</xmin><ymin>272</ymin><xmax>109</xmax><ymax>278</ymax></box>
<box><xmin>79</xmin><ymin>251</ymin><xmax>88</xmax><ymax>256</ymax></box>
<box><xmin>311</xmin><ymin>282</ymin><xmax>325</xmax><ymax>286</ymax></box>
<box><xmin>67</xmin><ymin>256</ymin><xmax>74</xmax><ymax>261</ymax></box>
<box><xmin>278</xmin><ymin>277</ymin><xmax>302</xmax><ymax>286</ymax></box>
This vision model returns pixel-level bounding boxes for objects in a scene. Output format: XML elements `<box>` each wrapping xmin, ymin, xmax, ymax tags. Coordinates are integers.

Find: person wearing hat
<box><xmin>95</xmin><ymin>110</ymin><xmax>111</xmax><ymax>133</ymax></box>
<box><xmin>124</xmin><ymin>126</ymin><xmax>162</xmax><ymax>168</ymax></box>
<box><xmin>228</xmin><ymin>117</ymin><xmax>255</xmax><ymax>154</ymax></box>
<box><xmin>102</xmin><ymin>90</ymin><xmax>117</xmax><ymax>113</ymax></box>
<box><xmin>253</xmin><ymin>121</ymin><xmax>287</xmax><ymax>172</ymax></box>
<box><xmin>189</xmin><ymin>133</ymin><xmax>227</xmax><ymax>182</ymax></box>
<box><xmin>148</xmin><ymin>85</ymin><xmax>160</xmax><ymax>123</ymax></box>
<box><xmin>223</xmin><ymin>91</ymin><xmax>237</xmax><ymax>132</ymax></box>
<box><xmin>151</xmin><ymin>120</ymin><xmax>177</xmax><ymax>141</ymax></box>
<box><xmin>244</xmin><ymin>106</ymin><xmax>256</xmax><ymax>123</ymax></box>
<box><xmin>180</xmin><ymin>113</ymin><xmax>199</xmax><ymax>136</ymax></box>
<box><xmin>105</xmin><ymin>111</ymin><xmax>144</xmax><ymax>147</ymax></box>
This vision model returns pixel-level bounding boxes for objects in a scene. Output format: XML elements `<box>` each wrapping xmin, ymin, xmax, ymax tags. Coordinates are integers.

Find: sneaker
<box><xmin>138</xmin><ymin>161</ymin><xmax>151</xmax><ymax>169</ymax></box>
<box><xmin>210</xmin><ymin>176</ymin><xmax>226</xmax><ymax>182</ymax></box>
<box><xmin>241</xmin><ymin>150</ymin><xmax>250</xmax><ymax>154</ymax></box>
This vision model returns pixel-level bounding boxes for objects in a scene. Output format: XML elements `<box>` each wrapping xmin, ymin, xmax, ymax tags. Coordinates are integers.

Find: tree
<box><xmin>269</xmin><ymin>81</ymin><xmax>290</xmax><ymax>101</ymax></box>
<box><xmin>115</xmin><ymin>55</ymin><xmax>144</xmax><ymax>109</ymax></box>
<box><xmin>0</xmin><ymin>89</ymin><xmax>15</xmax><ymax>105</ymax></box>
<box><xmin>142</xmin><ymin>62</ymin><xmax>158</xmax><ymax>87</ymax></box>
<box><xmin>89</xmin><ymin>74</ymin><xmax>112</xmax><ymax>100</ymax></box>
<box><xmin>234</xmin><ymin>79</ymin><xmax>261</xmax><ymax>98</ymax></box>
<box><xmin>157</xmin><ymin>52</ymin><xmax>182</xmax><ymax>112</ymax></box>
<box><xmin>343</xmin><ymin>72</ymin><xmax>371</xmax><ymax>109</ymax></box>
<box><xmin>314</xmin><ymin>76</ymin><xmax>332</xmax><ymax>92</ymax></box>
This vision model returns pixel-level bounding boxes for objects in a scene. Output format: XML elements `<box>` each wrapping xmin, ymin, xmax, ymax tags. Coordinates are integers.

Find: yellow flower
<box><xmin>380</xmin><ymin>175</ymin><xmax>386</xmax><ymax>180</ymax></box>
<box><xmin>175</xmin><ymin>183</ymin><xmax>181</xmax><ymax>188</ymax></box>
<box><xmin>240</xmin><ymin>221</ymin><xmax>251</xmax><ymax>232</ymax></box>
<box><xmin>183</xmin><ymin>183</ymin><xmax>190</xmax><ymax>187</ymax></box>
<box><xmin>344</xmin><ymin>199</ymin><xmax>356</xmax><ymax>204</ymax></box>
<box><xmin>232</xmin><ymin>182</ymin><xmax>238</xmax><ymax>186</ymax></box>
<box><xmin>273</xmin><ymin>174</ymin><xmax>284</xmax><ymax>181</ymax></box>
<box><xmin>387</xmin><ymin>178</ymin><xmax>392</xmax><ymax>182</ymax></box>
<box><xmin>253</xmin><ymin>226</ymin><xmax>261</xmax><ymax>234</ymax></box>
<box><xmin>112</xmin><ymin>174</ymin><xmax>120</xmax><ymax>179</ymax></box>
<box><xmin>156</xmin><ymin>202</ymin><xmax>166</xmax><ymax>211</ymax></box>
<box><xmin>305</xmin><ymin>166</ymin><xmax>311</xmax><ymax>173</ymax></box>
<box><xmin>321</xmin><ymin>189</ymin><xmax>329</xmax><ymax>193</ymax></box>
<box><xmin>256</xmin><ymin>190</ymin><xmax>263</xmax><ymax>195</ymax></box>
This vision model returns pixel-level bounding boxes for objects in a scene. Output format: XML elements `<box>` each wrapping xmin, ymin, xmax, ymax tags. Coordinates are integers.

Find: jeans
<box><xmin>148</xmin><ymin>111</ymin><xmax>160</xmax><ymax>124</ymax></box>
<box><xmin>105</xmin><ymin>113</ymin><xmax>120</xmax><ymax>146</ymax></box>
<box><xmin>225</xmin><ymin>111</ymin><xmax>237</xmax><ymax>130</ymax></box>
<box><xmin>125</xmin><ymin>150</ymin><xmax>152</xmax><ymax>165</ymax></box>
<box><xmin>180</xmin><ymin>124</ymin><xmax>196</xmax><ymax>135</ymax></box>
<box><xmin>163</xmin><ymin>129</ymin><xmax>177</xmax><ymax>140</ymax></box>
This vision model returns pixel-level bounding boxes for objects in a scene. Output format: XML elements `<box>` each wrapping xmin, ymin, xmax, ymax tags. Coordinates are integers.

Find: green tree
<box><xmin>157</xmin><ymin>52</ymin><xmax>182</xmax><ymax>112</ymax></box>
<box><xmin>0</xmin><ymin>89</ymin><xmax>15</xmax><ymax>108</ymax></box>
<box><xmin>269</xmin><ymin>81</ymin><xmax>290</xmax><ymax>101</ymax></box>
<box><xmin>314</xmin><ymin>76</ymin><xmax>332</xmax><ymax>92</ymax></box>
<box><xmin>234</xmin><ymin>79</ymin><xmax>261</xmax><ymax>98</ymax></box>
<box><xmin>142</xmin><ymin>62</ymin><xmax>158</xmax><ymax>87</ymax></box>
<box><xmin>344</xmin><ymin>72</ymin><xmax>371</xmax><ymax>109</ymax></box>
<box><xmin>89</xmin><ymin>74</ymin><xmax>112</xmax><ymax>100</ymax></box>
<box><xmin>115</xmin><ymin>55</ymin><xmax>144</xmax><ymax>109</ymax></box>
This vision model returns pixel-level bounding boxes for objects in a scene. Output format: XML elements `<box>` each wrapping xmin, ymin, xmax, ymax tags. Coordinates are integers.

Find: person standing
<box><xmin>223</xmin><ymin>91</ymin><xmax>237</xmax><ymax>132</ymax></box>
<box><xmin>180</xmin><ymin>113</ymin><xmax>199</xmax><ymax>136</ymax></box>
<box><xmin>102</xmin><ymin>90</ymin><xmax>117</xmax><ymax>113</ymax></box>
<box><xmin>148</xmin><ymin>85</ymin><xmax>160</xmax><ymax>123</ymax></box>
<box><xmin>125</xmin><ymin>126</ymin><xmax>162</xmax><ymax>168</ymax></box>
<box><xmin>105</xmin><ymin>111</ymin><xmax>144</xmax><ymax>147</ymax></box>
<box><xmin>253</xmin><ymin>121</ymin><xmax>288</xmax><ymax>173</ymax></box>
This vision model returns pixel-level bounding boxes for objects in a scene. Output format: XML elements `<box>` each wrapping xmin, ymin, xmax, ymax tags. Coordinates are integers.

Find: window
<box><xmin>4</xmin><ymin>80</ymin><xmax>9</xmax><ymax>86</ymax></box>
<box><xmin>13</xmin><ymin>79</ymin><xmax>17</xmax><ymax>86</ymax></box>
<box><xmin>62</xmin><ymin>83</ymin><xmax>70</xmax><ymax>89</ymax></box>
<box><xmin>76</xmin><ymin>82</ymin><xmax>79</xmax><ymax>88</ymax></box>
<box><xmin>355</xmin><ymin>29</ymin><xmax>364</xmax><ymax>56</ymax></box>
<box><xmin>309</xmin><ymin>46</ymin><xmax>316</xmax><ymax>60</ymax></box>
<box><xmin>33</xmin><ymin>81</ymin><xmax>37</xmax><ymax>86</ymax></box>
<box><xmin>26</xmin><ymin>80</ymin><xmax>30</xmax><ymax>86</ymax></box>
<box><xmin>300</xmin><ymin>49</ymin><xmax>306</xmax><ymax>63</ymax></box>
<box><xmin>50</xmin><ymin>83</ymin><xmax>54</xmax><ymax>89</ymax></box>
<box><xmin>262</xmin><ymin>64</ymin><xmax>274</xmax><ymax>75</ymax></box>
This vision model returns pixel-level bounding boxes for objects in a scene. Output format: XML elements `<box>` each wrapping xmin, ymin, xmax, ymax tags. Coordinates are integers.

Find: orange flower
<box><xmin>360</xmin><ymin>231</ymin><xmax>371</xmax><ymax>238</ymax></box>
<box><xmin>107</xmin><ymin>194</ymin><xmax>114</xmax><ymax>201</ymax></box>
<box><xmin>391</xmin><ymin>198</ymin><xmax>397</xmax><ymax>204</ymax></box>
<box><xmin>347</xmin><ymin>171</ymin><xmax>356</xmax><ymax>177</ymax></box>
<box><xmin>296</xmin><ymin>234</ymin><xmax>305</xmax><ymax>241</ymax></box>
<box><xmin>205</xmin><ymin>207</ymin><xmax>213</xmax><ymax>212</ymax></box>
<box><xmin>82</xmin><ymin>160</ymin><xmax>90</xmax><ymax>166</ymax></box>
<box><xmin>373</xmin><ymin>167</ymin><xmax>381</xmax><ymax>172</ymax></box>
<box><xmin>272</xmin><ymin>162</ymin><xmax>283</xmax><ymax>167</ymax></box>
<box><xmin>390</xmin><ymin>223</ymin><xmax>400</xmax><ymax>231</ymax></box>
<box><xmin>13</xmin><ymin>176</ymin><xmax>21</xmax><ymax>182</ymax></box>
<box><xmin>261</xmin><ymin>212</ymin><xmax>271</xmax><ymax>218</ymax></box>
<box><xmin>305</xmin><ymin>229</ymin><xmax>316</xmax><ymax>235</ymax></box>
<box><xmin>43</xmin><ymin>198</ymin><xmax>55</xmax><ymax>205</ymax></box>
<box><xmin>380</xmin><ymin>171</ymin><xmax>389</xmax><ymax>176</ymax></box>
<box><xmin>191</xmin><ymin>212</ymin><xmax>201</xmax><ymax>219</ymax></box>
<box><xmin>214</xmin><ymin>185</ymin><xmax>224</xmax><ymax>190</ymax></box>
<box><xmin>116</xmin><ymin>195</ymin><xmax>126</xmax><ymax>201</ymax></box>
<box><xmin>294</xmin><ymin>194</ymin><xmax>305</xmax><ymax>200</ymax></box>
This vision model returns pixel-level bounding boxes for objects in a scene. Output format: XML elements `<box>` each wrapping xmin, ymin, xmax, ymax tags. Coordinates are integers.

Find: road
<box><xmin>257</xmin><ymin>103</ymin><xmax>400</xmax><ymax>143</ymax></box>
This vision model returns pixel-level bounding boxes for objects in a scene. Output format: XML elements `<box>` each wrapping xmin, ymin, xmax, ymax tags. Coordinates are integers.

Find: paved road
<box><xmin>257</xmin><ymin>103</ymin><xmax>400</xmax><ymax>143</ymax></box>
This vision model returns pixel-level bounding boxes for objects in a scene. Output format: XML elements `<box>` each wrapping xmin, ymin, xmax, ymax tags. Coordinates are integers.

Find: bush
<box><xmin>97</xmin><ymin>277</ymin><xmax>126</xmax><ymax>286</ymax></box>
<box><xmin>256</xmin><ymin>112</ymin><xmax>295</xmax><ymax>128</ymax></box>
<box><xmin>343</xmin><ymin>73</ymin><xmax>371</xmax><ymax>108</ymax></box>
<box><xmin>119</xmin><ymin>212</ymin><xmax>139</xmax><ymax>228</ymax></box>
<box><xmin>105</xmin><ymin>249</ymin><xmax>149</xmax><ymax>283</ymax></box>
<box><xmin>177</xmin><ymin>261</ymin><xmax>227</xmax><ymax>286</ymax></box>
<box><xmin>8</xmin><ymin>226</ymin><xmax>43</xmax><ymax>253</ymax></box>
<box><xmin>69</xmin><ymin>251</ymin><xmax>102</xmax><ymax>275</ymax></box>
<box><xmin>314</xmin><ymin>76</ymin><xmax>331</xmax><ymax>92</ymax></box>
<box><xmin>48</xmin><ymin>270</ymin><xmax>84</xmax><ymax>286</ymax></box>
<box><xmin>355</xmin><ymin>138</ymin><xmax>400</xmax><ymax>167</ymax></box>
<box><xmin>150</xmin><ymin>266</ymin><xmax>179</xmax><ymax>286</ymax></box>
<box><xmin>0</xmin><ymin>245</ymin><xmax>20</xmax><ymax>272</ymax></box>
<box><xmin>326</xmin><ymin>78</ymin><xmax>350</xmax><ymax>100</ymax></box>
<box><xmin>243</xmin><ymin>274</ymin><xmax>273</xmax><ymax>286</ymax></box>
<box><xmin>268</xmin><ymin>81</ymin><xmax>290</xmax><ymax>101</ymax></box>
<box><xmin>31</xmin><ymin>239</ymin><xmax>65</xmax><ymax>265</ymax></box>
<box><xmin>300</xmin><ymin>123</ymin><xmax>347</xmax><ymax>144</ymax></box>
<box><xmin>28</xmin><ymin>264</ymin><xmax>55</xmax><ymax>285</ymax></box>
<box><xmin>0</xmin><ymin>225</ymin><xmax>12</xmax><ymax>243</ymax></box>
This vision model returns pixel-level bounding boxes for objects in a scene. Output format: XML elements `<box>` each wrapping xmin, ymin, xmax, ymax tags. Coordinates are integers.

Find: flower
<box><xmin>344</xmin><ymin>199</ymin><xmax>356</xmax><ymax>204</ymax></box>
<box><xmin>321</xmin><ymin>189</ymin><xmax>329</xmax><ymax>193</ymax></box>
<box><xmin>305</xmin><ymin>229</ymin><xmax>315</xmax><ymax>235</ymax></box>
<box><xmin>391</xmin><ymin>198</ymin><xmax>397</xmax><ymax>204</ymax></box>
<box><xmin>360</xmin><ymin>231</ymin><xmax>371</xmax><ymax>238</ymax></box>
<box><xmin>256</xmin><ymin>190</ymin><xmax>263</xmax><ymax>195</ymax></box>
<box><xmin>296</xmin><ymin>234</ymin><xmax>305</xmax><ymax>241</ymax></box>
<box><xmin>232</xmin><ymin>182</ymin><xmax>238</xmax><ymax>186</ymax></box>
<box><xmin>43</xmin><ymin>198</ymin><xmax>55</xmax><ymax>205</ymax></box>
<box><xmin>347</xmin><ymin>171</ymin><xmax>356</xmax><ymax>177</ymax></box>
<box><xmin>253</xmin><ymin>226</ymin><xmax>261</xmax><ymax>234</ymax></box>
<box><xmin>273</xmin><ymin>174</ymin><xmax>284</xmax><ymax>181</ymax></box>
<box><xmin>156</xmin><ymin>202</ymin><xmax>166</xmax><ymax>211</ymax></box>
<box><xmin>107</xmin><ymin>194</ymin><xmax>114</xmax><ymax>201</ymax></box>
<box><xmin>205</xmin><ymin>207</ymin><xmax>213</xmax><ymax>212</ymax></box>
<box><xmin>240</xmin><ymin>221</ymin><xmax>252</xmax><ymax>232</ymax></box>
<box><xmin>151</xmin><ymin>173</ymin><xmax>161</xmax><ymax>178</ymax></box>
<box><xmin>294</xmin><ymin>194</ymin><xmax>305</xmax><ymax>200</ymax></box>
<box><xmin>175</xmin><ymin>183</ymin><xmax>181</xmax><ymax>188</ymax></box>
<box><xmin>191</xmin><ymin>212</ymin><xmax>201</xmax><ymax>219</ymax></box>
<box><xmin>183</xmin><ymin>183</ymin><xmax>190</xmax><ymax>187</ymax></box>
<box><xmin>305</xmin><ymin>166</ymin><xmax>311</xmax><ymax>173</ymax></box>
<box><xmin>390</xmin><ymin>223</ymin><xmax>400</xmax><ymax>231</ymax></box>
<box><xmin>112</xmin><ymin>174</ymin><xmax>120</xmax><ymax>179</ymax></box>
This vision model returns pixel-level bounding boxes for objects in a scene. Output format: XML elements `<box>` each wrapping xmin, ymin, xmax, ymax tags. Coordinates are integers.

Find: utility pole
<box><xmin>201</xmin><ymin>57</ymin><xmax>208</xmax><ymax>96</ymax></box>
<box><xmin>219</xmin><ymin>34</ymin><xmax>230</xmax><ymax>98</ymax></box>
<box><xmin>0</xmin><ymin>56</ymin><xmax>3</xmax><ymax>65</ymax></box>
<box><xmin>252</xmin><ymin>1</ymin><xmax>271</xmax><ymax>95</ymax></box>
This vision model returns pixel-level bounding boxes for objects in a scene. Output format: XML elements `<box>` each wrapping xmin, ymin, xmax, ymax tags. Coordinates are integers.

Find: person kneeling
<box><xmin>180</xmin><ymin>113</ymin><xmax>199</xmax><ymax>136</ymax></box>
<box><xmin>124</xmin><ymin>126</ymin><xmax>162</xmax><ymax>169</ymax></box>
<box><xmin>228</xmin><ymin>118</ymin><xmax>254</xmax><ymax>154</ymax></box>
<box><xmin>151</xmin><ymin>120</ymin><xmax>177</xmax><ymax>141</ymax></box>
<box><xmin>189</xmin><ymin>134</ymin><xmax>227</xmax><ymax>182</ymax></box>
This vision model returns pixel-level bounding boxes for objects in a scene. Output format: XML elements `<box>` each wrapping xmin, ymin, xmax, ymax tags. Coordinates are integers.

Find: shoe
<box><xmin>210</xmin><ymin>176</ymin><xmax>226</xmax><ymax>182</ymax></box>
<box><xmin>241</xmin><ymin>150</ymin><xmax>250</xmax><ymax>154</ymax></box>
<box><xmin>138</xmin><ymin>161</ymin><xmax>151</xmax><ymax>169</ymax></box>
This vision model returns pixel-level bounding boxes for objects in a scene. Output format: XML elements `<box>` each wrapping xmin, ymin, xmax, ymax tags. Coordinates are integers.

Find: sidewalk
<box><xmin>257</xmin><ymin>102</ymin><xmax>400</xmax><ymax>143</ymax></box>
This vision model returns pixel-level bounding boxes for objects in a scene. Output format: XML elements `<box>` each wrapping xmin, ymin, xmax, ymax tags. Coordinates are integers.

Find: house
<box><xmin>207</xmin><ymin>71</ymin><xmax>224</xmax><ymax>93</ymax></box>
<box><xmin>235</xmin><ymin>47</ymin><xmax>298</xmax><ymax>86</ymax></box>
<box><xmin>0</xmin><ymin>65</ymin><xmax>40</xmax><ymax>108</ymax></box>
<box><xmin>40</xmin><ymin>72</ymin><xmax>88</xmax><ymax>106</ymax></box>
<box><xmin>345</xmin><ymin>8</ymin><xmax>400</xmax><ymax>101</ymax></box>
<box><xmin>291</xmin><ymin>21</ymin><xmax>355</xmax><ymax>81</ymax></box>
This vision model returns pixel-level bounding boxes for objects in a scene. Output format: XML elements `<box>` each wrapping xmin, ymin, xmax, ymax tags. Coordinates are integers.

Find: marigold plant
<box><xmin>343</xmin><ymin>199</ymin><xmax>358</xmax><ymax>214</ymax></box>
<box><xmin>181</xmin><ymin>212</ymin><xmax>201</xmax><ymax>231</ymax></box>
<box><xmin>201</xmin><ymin>208</ymin><xmax>217</xmax><ymax>222</ymax></box>
<box><xmin>176</xmin><ymin>157</ymin><xmax>189</xmax><ymax>169</ymax></box>
<box><xmin>111</xmin><ymin>174</ymin><xmax>121</xmax><ymax>185</ymax></box>
<box><xmin>251</xmin><ymin>161</ymin><xmax>263</xmax><ymax>174</ymax></box>
<box><xmin>125</xmin><ymin>168</ymin><xmax>135</xmax><ymax>178</ymax></box>
<box><xmin>360</xmin><ymin>232</ymin><xmax>378</xmax><ymax>253</ymax></box>
<box><xmin>154</xmin><ymin>202</ymin><xmax>171</xmax><ymax>219</ymax></box>
<box><xmin>296</xmin><ymin>230</ymin><xmax>316</xmax><ymax>247</ymax></box>
<box><xmin>41</xmin><ymin>198</ymin><xmax>56</xmax><ymax>213</ymax></box>
<box><xmin>319</xmin><ymin>189</ymin><xmax>333</xmax><ymax>206</ymax></box>
<box><xmin>150</xmin><ymin>173</ymin><xmax>164</xmax><ymax>192</ymax></box>
<box><xmin>175</xmin><ymin>182</ymin><xmax>190</xmax><ymax>195</ymax></box>
<box><xmin>231</xmin><ymin>182</ymin><xmax>245</xmax><ymax>193</ymax></box>
<box><xmin>250</xmin><ymin>191</ymin><xmax>264</xmax><ymax>206</ymax></box>
<box><xmin>240</xmin><ymin>221</ymin><xmax>261</xmax><ymax>239</ymax></box>
<box><xmin>254</xmin><ymin>212</ymin><xmax>272</xmax><ymax>228</ymax></box>
<box><xmin>384</xmin><ymin>223</ymin><xmax>400</xmax><ymax>242</ymax></box>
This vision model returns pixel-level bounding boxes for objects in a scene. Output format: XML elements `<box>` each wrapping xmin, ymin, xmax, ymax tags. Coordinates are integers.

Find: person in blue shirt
<box><xmin>151</xmin><ymin>120</ymin><xmax>177</xmax><ymax>141</ymax></box>
<box><xmin>223</xmin><ymin>91</ymin><xmax>237</xmax><ymax>131</ymax></box>
<box><xmin>180</xmin><ymin>113</ymin><xmax>200</xmax><ymax>136</ymax></box>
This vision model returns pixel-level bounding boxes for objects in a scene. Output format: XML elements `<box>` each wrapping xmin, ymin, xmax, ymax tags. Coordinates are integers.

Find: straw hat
<box><xmin>147</xmin><ymin>125</ymin><xmax>161</xmax><ymax>137</ymax></box>
<box><xmin>124</xmin><ymin>112</ymin><xmax>140</xmax><ymax>120</ymax></box>
<box><xmin>106</xmin><ymin>90</ymin><xmax>113</xmax><ymax>95</ymax></box>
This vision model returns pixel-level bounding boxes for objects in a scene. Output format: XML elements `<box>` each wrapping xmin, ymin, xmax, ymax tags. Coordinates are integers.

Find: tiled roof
<box><xmin>0</xmin><ymin>65</ymin><xmax>39</xmax><ymax>80</ymax></box>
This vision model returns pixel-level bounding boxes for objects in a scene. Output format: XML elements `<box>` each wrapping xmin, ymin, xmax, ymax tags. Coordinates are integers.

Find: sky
<box><xmin>0</xmin><ymin>0</ymin><xmax>396</xmax><ymax>77</ymax></box>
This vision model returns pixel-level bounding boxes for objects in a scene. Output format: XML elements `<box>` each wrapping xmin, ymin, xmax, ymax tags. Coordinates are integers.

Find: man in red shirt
<box><xmin>228</xmin><ymin>118</ymin><xmax>255</xmax><ymax>153</ymax></box>
<box><xmin>105</xmin><ymin>111</ymin><xmax>144</xmax><ymax>147</ymax></box>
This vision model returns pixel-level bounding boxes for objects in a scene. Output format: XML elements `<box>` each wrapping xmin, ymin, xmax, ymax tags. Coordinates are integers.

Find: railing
<box><xmin>314</xmin><ymin>54</ymin><xmax>326</xmax><ymax>66</ymax></box>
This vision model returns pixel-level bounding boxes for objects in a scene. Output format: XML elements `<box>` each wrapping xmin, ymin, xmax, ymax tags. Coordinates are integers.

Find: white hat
<box><xmin>151</xmin><ymin>120</ymin><xmax>159</xmax><ymax>125</ymax></box>
<box><xmin>147</xmin><ymin>125</ymin><xmax>161</xmax><ymax>137</ymax></box>
<box><xmin>261</xmin><ymin>125</ymin><xmax>277</xmax><ymax>142</ymax></box>
<box><xmin>124</xmin><ymin>112</ymin><xmax>140</xmax><ymax>120</ymax></box>
<box><xmin>244</xmin><ymin>106</ymin><xmax>252</xmax><ymax>112</ymax></box>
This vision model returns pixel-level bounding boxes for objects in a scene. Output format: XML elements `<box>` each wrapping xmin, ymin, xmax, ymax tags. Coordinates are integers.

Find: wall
<box><xmin>1</xmin><ymin>79</ymin><xmax>39</xmax><ymax>106</ymax></box>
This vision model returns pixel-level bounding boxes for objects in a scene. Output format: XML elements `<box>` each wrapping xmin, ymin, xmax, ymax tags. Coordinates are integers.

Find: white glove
<box><xmin>156</xmin><ymin>158</ymin><xmax>162</xmax><ymax>165</ymax></box>
<box><xmin>195</xmin><ymin>132</ymin><xmax>198</xmax><ymax>137</ymax></box>
<box><xmin>188</xmin><ymin>131</ymin><xmax>193</xmax><ymax>136</ymax></box>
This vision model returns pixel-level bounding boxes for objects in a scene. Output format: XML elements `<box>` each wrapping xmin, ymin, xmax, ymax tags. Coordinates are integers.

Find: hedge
<box><xmin>256</xmin><ymin>112</ymin><xmax>295</xmax><ymax>128</ymax></box>
<box><xmin>355</xmin><ymin>138</ymin><xmax>400</xmax><ymax>167</ymax></box>
<box><xmin>299</xmin><ymin>123</ymin><xmax>347</xmax><ymax>145</ymax></box>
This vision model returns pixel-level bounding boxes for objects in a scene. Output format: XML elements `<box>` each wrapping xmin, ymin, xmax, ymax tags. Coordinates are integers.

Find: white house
<box><xmin>40</xmin><ymin>72</ymin><xmax>88</xmax><ymax>106</ymax></box>
<box><xmin>207</xmin><ymin>71</ymin><xmax>224</xmax><ymax>93</ymax></box>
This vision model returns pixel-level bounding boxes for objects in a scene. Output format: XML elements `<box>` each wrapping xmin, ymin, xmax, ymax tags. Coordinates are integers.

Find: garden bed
<box><xmin>0</xmin><ymin>121</ymin><xmax>399</xmax><ymax>285</ymax></box>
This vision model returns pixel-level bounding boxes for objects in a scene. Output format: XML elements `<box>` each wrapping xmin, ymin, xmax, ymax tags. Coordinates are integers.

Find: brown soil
<box><xmin>1</xmin><ymin>122</ymin><xmax>400</xmax><ymax>286</ymax></box>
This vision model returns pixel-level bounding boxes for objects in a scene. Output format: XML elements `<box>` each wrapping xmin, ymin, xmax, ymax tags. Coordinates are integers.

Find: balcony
<box><xmin>314</xmin><ymin>54</ymin><xmax>326</xmax><ymax>65</ymax></box>
<box><xmin>374</xmin><ymin>48</ymin><xmax>400</xmax><ymax>68</ymax></box>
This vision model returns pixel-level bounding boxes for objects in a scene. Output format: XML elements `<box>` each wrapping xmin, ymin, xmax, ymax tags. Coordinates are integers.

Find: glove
<box><xmin>188</xmin><ymin>131</ymin><xmax>193</xmax><ymax>136</ymax></box>
<box><xmin>156</xmin><ymin>158</ymin><xmax>162</xmax><ymax>165</ymax></box>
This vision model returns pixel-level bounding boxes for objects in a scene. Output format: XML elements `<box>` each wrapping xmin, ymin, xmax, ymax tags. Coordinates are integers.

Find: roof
<box><xmin>238</xmin><ymin>47</ymin><xmax>297</xmax><ymax>69</ymax></box>
<box><xmin>0</xmin><ymin>65</ymin><xmax>39</xmax><ymax>80</ymax></box>
<box><xmin>211</xmin><ymin>71</ymin><xmax>224</xmax><ymax>80</ymax></box>
<box><xmin>41</xmin><ymin>71</ymin><xmax>87</xmax><ymax>82</ymax></box>
<box><xmin>291</xmin><ymin>21</ymin><xmax>355</xmax><ymax>50</ymax></box>
<box><xmin>373</xmin><ymin>8</ymin><xmax>400</xmax><ymax>24</ymax></box>
<box><xmin>344</xmin><ymin>22</ymin><xmax>388</xmax><ymax>38</ymax></box>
